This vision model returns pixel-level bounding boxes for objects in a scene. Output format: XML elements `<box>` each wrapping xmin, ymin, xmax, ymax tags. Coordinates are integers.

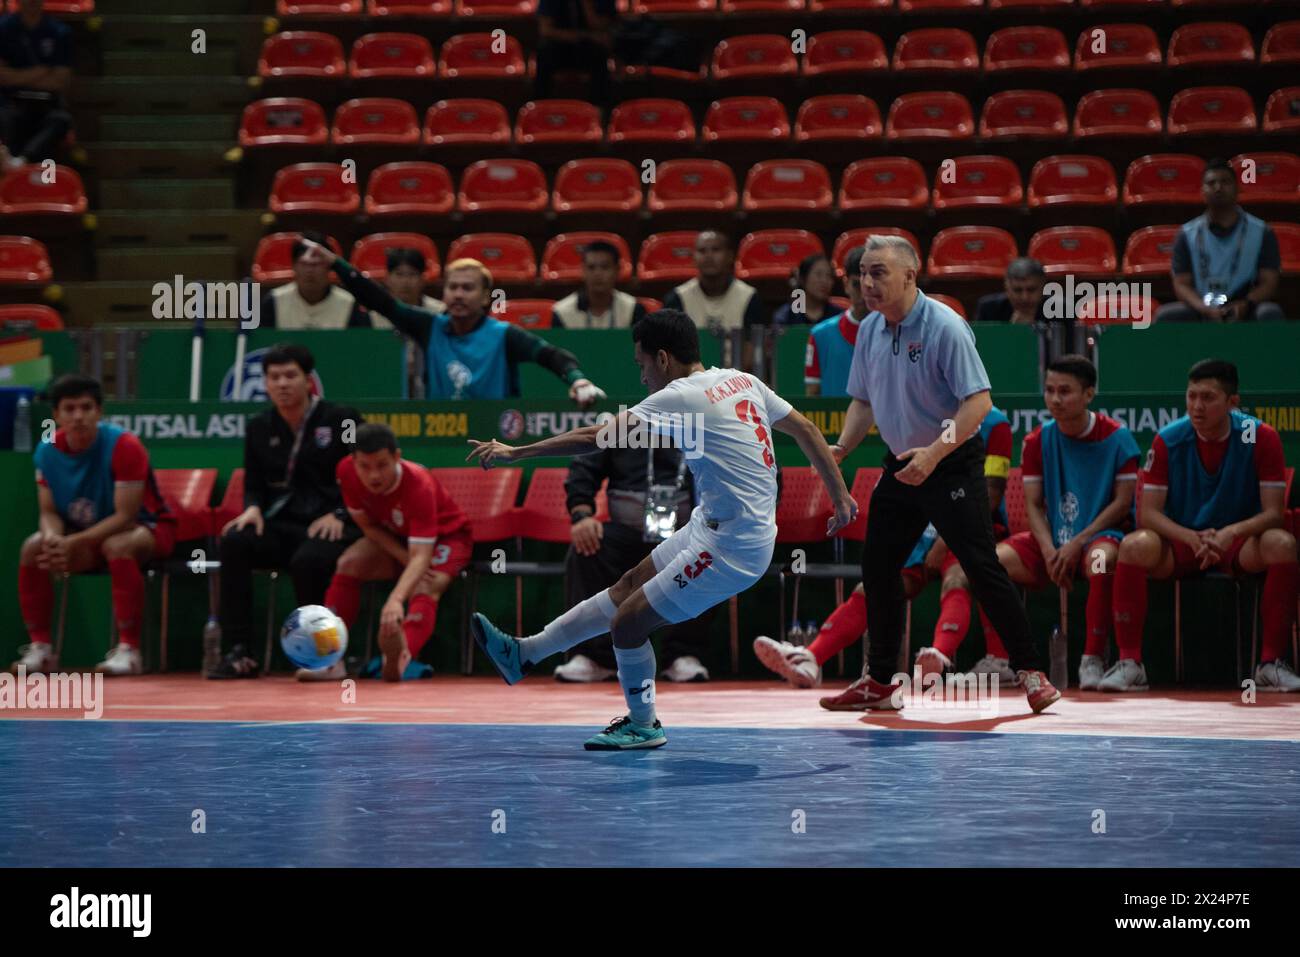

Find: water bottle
<box><xmin>202</xmin><ymin>616</ymin><xmax>223</xmax><ymax>675</ymax></box>
<box><xmin>1049</xmin><ymin>626</ymin><xmax>1068</xmax><ymax>690</ymax></box>
<box><xmin>804</xmin><ymin>621</ymin><xmax>820</xmax><ymax>645</ymax></box>
<box><xmin>13</xmin><ymin>395</ymin><xmax>31</xmax><ymax>453</ymax></box>
<box><xmin>787</xmin><ymin>621</ymin><xmax>806</xmax><ymax>646</ymax></box>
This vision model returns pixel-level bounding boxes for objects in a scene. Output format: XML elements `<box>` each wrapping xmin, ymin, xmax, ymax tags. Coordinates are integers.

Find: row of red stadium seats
<box><xmin>258</xmin><ymin>23</ymin><xmax>1300</xmax><ymax>82</ymax></box>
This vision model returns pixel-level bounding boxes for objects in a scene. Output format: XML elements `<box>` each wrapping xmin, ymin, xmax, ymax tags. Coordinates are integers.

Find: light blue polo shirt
<box><xmin>845</xmin><ymin>290</ymin><xmax>991</xmax><ymax>457</ymax></box>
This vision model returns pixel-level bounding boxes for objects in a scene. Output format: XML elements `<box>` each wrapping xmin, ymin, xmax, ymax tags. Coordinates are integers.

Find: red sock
<box><xmin>18</xmin><ymin>565</ymin><xmax>53</xmax><ymax>645</ymax></box>
<box><xmin>403</xmin><ymin>594</ymin><xmax>438</xmax><ymax>656</ymax></box>
<box><xmin>1111</xmin><ymin>561</ymin><xmax>1148</xmax><ymax>662</ymax></box>
<box><xmin>1261</xmin><ymin>561</ymin><xmax>1300</xmax><ymax>662</ymax></box>
<box><xmin>108</xmin><ymin>558</ymin><xmax>144</xmax><ymax>647</ymax></box>
<box><xmin>325</xmin><ymin>574</ymin><xmax>362</xmax><ymax>627</ymax></box>
<box><xmin>932</xmin><ymin>588</ymin><xmax>971</xmax><ymax>660</ymax></box>
<box><xmin>1084</xmin><ymin>572</ymin><xmax>1114</xmax><ymax>658</ymax></box>
<box><xmin>978</xmin><ymin>607</ymin><xmax>1009</xmax><ymax>659</ymax></box>
<box><xmin>807</xmin><ymin>590</ymin><xmax>867</xmax><ymax>665</ymax></box>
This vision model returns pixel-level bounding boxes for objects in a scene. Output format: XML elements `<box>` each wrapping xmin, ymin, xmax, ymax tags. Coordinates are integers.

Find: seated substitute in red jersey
<box><xmin>328</xmin><ymin>423</ymin><xmax>472</xmax><ymax>681</ymax></box>
<box><xmin>986</xmin><ymin>355</ymin><xmax>1140</xmax><ymax>691</ymax></box>
<box><xmin>13</xmin><ymin>374</ymin><xmax>176</xmax><ymax>677</ymax></box>
<box><xmin>1109</xmin><ymin>359</ymin><xmax>1299</xmax><ymax>693</ymax></box>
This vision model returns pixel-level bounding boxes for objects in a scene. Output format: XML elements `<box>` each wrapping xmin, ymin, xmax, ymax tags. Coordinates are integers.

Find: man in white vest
<box><xmin>261</xmin><ymin>231</ymin><xmax>370</xmax><ymax>330</ymax></box>
<box><xmin>553</xmin><ymin>240</ymin><xmax>645</xmax><ymax>329</ymax></box>
<box><xmin>662</xmin><ymin>230</ymin><xmax>767</xmax><ymax>372</ymax></box>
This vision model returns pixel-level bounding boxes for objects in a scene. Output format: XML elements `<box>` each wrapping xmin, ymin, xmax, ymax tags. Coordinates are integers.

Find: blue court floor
<box><xmin>2</xmin><ymin>720</ymin><xmax>1297</xmax><ymax>867</ymax></box>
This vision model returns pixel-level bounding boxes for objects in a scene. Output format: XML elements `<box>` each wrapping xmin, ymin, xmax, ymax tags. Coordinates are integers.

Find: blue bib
<box><xmin>1181</xmin><ymin>210</ymin><xmax>1266</xmax><ymax>302</ymax></box>
<box><xmin>426</xmin><ymin>314</ymin><xmax>512</xmax><ymax>400</ymax></box>
<box><xmin>809</xmin><ymin>313</ymin><xmax>857</xmax><ymax>398</ymax></box>
<box><xmin>1159</xmin><ymin>411</ymin><xmax>1261</xmax><ymax>530</ymax></box>
<box><xmin>1040</xmin><ymin>417</ymin><xmax>1140</xmax><ymax>546</ymax></box>
<box><xmin>34</xmin><ymin>422</ymin><xmax>125</xmax><ymax>531</ymax></box>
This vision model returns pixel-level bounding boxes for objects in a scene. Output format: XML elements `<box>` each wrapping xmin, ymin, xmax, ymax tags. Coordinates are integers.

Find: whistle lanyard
<box><xmin>270</xmin><ymin>396</ymin><xmax>321</xmax><ymax>491</ymax></box>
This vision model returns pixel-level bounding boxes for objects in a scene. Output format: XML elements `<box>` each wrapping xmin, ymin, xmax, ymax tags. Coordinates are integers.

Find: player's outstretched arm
<box><xmin>467</xmin><ymin>411</ymin><xmax>637</xmax><ymax>469</ymax></box>
<box><xmin>772</xmin><ymin>409</ymin><xmax>858</xmax><ymax>535</ymax></box>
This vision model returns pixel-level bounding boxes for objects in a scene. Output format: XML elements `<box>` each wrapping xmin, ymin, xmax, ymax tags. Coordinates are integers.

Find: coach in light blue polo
<box><xmin>830</xmin><ymin>234</ymin><xmax>1058</xmax><ymax>712</ymax></box>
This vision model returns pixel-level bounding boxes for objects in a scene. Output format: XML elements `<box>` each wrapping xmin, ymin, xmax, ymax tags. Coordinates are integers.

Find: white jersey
<box><xmin>629</xmin><ymin>367</ymin><xmax>793</xmax><ymax>546</ymax></box>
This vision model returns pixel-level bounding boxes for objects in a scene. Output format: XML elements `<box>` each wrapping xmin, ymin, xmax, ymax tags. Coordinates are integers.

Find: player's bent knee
<box><xmin>1259</xmin><ymin>528</ymin><xmax>1297</xmax><ymax>565</ymax></box>
<box><xmin>100</xmin><ymin>534</ymin><xmax>136</xmax><ymax>561</ymax></box>
<box><xmin>20</xmin><ymin>532</ymin><xmax>45</xmax><ymax>564</ymax></box>
<box><xmin>415</xmin><ymin>572</ymin><xmax>451</xmax><ymax>598</ymax></box>
<box><xmin>1118</xmin><ymin>530</ymin><xmax>1160</xmax><ymax>566</ymax></box>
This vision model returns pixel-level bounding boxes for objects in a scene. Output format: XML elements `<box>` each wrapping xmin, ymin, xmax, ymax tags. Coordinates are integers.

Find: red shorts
<box><xmin>900</xmin><ymin>529</ymin><xmax>1003</xmax><ymax>586</ymax></box>
<box><xmin>1169</xmin><ymin>534</ymin><xmax>1247</xmax><ymax>577</ymax></box>
<box><xmin>425</xmin><ymin>529</ymin><xmax>472</xmax><ymax>579</ymax></box>
<box><xmin>1003</xmin><ymin>531</ymin><xmax>1119</xmax><ymax>589</ymax></box>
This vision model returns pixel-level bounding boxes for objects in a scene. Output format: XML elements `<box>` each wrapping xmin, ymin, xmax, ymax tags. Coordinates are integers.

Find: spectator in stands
<box><xmin>805</xmin><ymin>245</ymin><xmax>867</xmax><ymax>397</ymax></box>
<box><xmin>0</xmin><ymin>0</ymin><xmax>73</xmax><ymax>171</ymax></box>
<box><xmin>1156</xmin><ymin>159</ymin><xmax>1285</xmax><ymax>323</ymax></box>
<box><xmin>984</xmin><ymin>355</ymin><xmax>1140</xmax><ymax>690</ymax></box>
<box><xmin>555</xmin><ymin>443</ymin><xmax>714</xmax><ymax>683</ymax></box>
<box><xmin>373</xmin><ymin>246</ymin><xmax>446</xmax><ymax>399</ymax></box>
<box><xmin>1108</xmin><ymin>359</ymin><xmax>1299</xmax><ymax>692</ymax></box>
<box><xmin>973</xmin><ymin>257</ymin><xmax>1047</xmax><ymax>325</ymax></box>
<box><xmin>773</xmin><ymin>253</ymin><xmax>837</xmax><ymax>327</ymax></box>
<box><xmin>661</xmin><ymin>230</ymin><xmax>765</xmax><ymax>372</ymax></box>
<box><xmin>12</xmin><ymin>373</ymin><xmax>176</xmax><ymax>678</ymax></box>
<box><xmin>535</xmin><ymin>0</ymin><xmax>614</xmax><ymax>108</ymax></box>
<box><xmin>261</xmin><ymin>232</ymin><xmax>370</xmax><ymax>331</ymax></box>
<box><xmin>552</xmin><ymin>239</ymin><xmax>645</xmax><ymax>329</ymax></box>
<box><xmin>300</xmin><ymin>239</ymin><xmax>607</xmax><ymax>406</ymax></box>
<box><xmin>209</xmin><ymin>344</ymin><xmax>363</xmax><ymax>680</ymax></box>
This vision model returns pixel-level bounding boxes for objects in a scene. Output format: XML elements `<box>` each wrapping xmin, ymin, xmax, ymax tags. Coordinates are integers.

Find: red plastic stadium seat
<box><xmin>1028</xmin><ymin>226</ymin><xmax>1118</xmax><ymax>274</ymax></box>
<box><xmin>238</xmin><ymin>98</ymin><xmax>327</xmax><ymax>148</ymax></box>
<box><xmin>515</xmin><ymin>100</ymin><xmax>603</xmax><ymax>145</ymax></box>
<box><xmin>804</xmin><ymin>31</ymin><xmax>889</xmax><ymax>76</ymax></box>
<box><xmin>742</xmin><ymin>160</ymin><xmax>833</xmax><ymax>212</ymax></box>
<box><xmin>455</xmin><ymin>0</ymin><xmax>536</xmax><ymax>16</ymax></box>
<box><xmin>1263</xmin><ymin>88</ymin><xmax>1300</xmax><ymax>132</ymax></box>
<box><xmin>637</xmin><ymin>232</ymin><xmax>702</xmax><ymax>281</ymax></box>
<box><xmin>989</xmin><ymin>0</ymin><xmax>1071</xmax><ymax>7</ymax></box>
<box><xmin>832</xmin><ymin>227</ymin><xmax>920</xmax><ymax>268</ymax></box>
<box><xmin>839</xmin><ymin>157</ymin><xmax>928</xmax><ymax>210</ymax></box>
<box><xmin>1028</xmin><ymin>155</ymin><xmax>1118</xmax><ymax>206</ymax></box>
<box><xmin>1233</xmin><ymin>153</ymin><xmax>1300</xmax><ymax>204</ymax></box>
<box><xmin>927</xmin><ymin>227</ymin><xmax>1017</xmax><ymax>278</ymax></box>
<box><xmin>21</xmin><ymin>0</ymin><xmax>94</xmax><ymax>11</ymax></box>
<box><xmin>631</xmin><ymin>0</ymin><xmax>715</xmax><ymax>12</ymax></box>
<box><xmin>154</xmin><ymin>469</ymin><xmax>219</xmax><ymax>543</ymax></box>
<box><xmin>736</xmin><ymin>230</ymin><xmax>824</xmax><ymax>280</ymax></box>
<box><xmin>932</xmin><ymin>155</ymin><xmax>1023</xmax><ymax>209</ymax></box>
<box><xmin>331</xmin><ymin>98</ymin><xmax>420</xmax><ymax>145</ymax></box>
<box><xmin>541</xmin><ymin>232</ymin><xmax>633</xmax><ymax>282</ymax></box>
<box><xmin>277</xmin><ymin>0</ymin><xmax>361</xmax><ymax>13</ymax></box>
<box><xmin>1122</xmin><ymin>154</ymin><xmax>1205</xmax><ymax>205</ymax></box>
<box><xmin>702</xmin><ymin>97</ymin><xmax>791</xmax><ymax>142</ymax></box>
<box><xmin>369</xmin><ymin>0</ymin><xmax>452</xmax><ymax>14</ymax></box>
<box><xmin>1167</xmin><ymin>87</ymin><xmax>1255</xmax><ymax>136</ymax></box>
<box><xmin>0</xmin><ymin>236</ymin><xmax>52</xmax><ymax>284</ymax></box>
<box><xmin>350</xmin><ymin>232</ymin><xmax>440</xmax><ymax>281</ymax></box>
<box><xmin>638</xmin><ymin>297</ymin><xmax>664</xmax><ymax>313</ymax></box>
<box><xmin>445</xmin><ymin>233</ymin><xmax>537</xmax><ymax>282</ymax></box>
<box><xmin>886</xmin><ymin>92</ymin><xmax>974</xmax><ymax>140</ymax></box>
<box><xmin>893</xmin><ymin>29</ymin><xmax>979</xmax><ymax>72</ymax></box>
<box><xmin>984</xmin><ymin>27</ymin><xmax>1071</xmax><ymax>71</ymax></box>
<box><xmin>440</xmin><ymin>33</ymin><xmax>528</xmax><ymax>79</ymax></box>
<box><xmin>1274</xmin><ymin>223</ymin><xmax>1300</xmax><ymax>274</ymax></box>
<box><xmin>712</xmin><ymin>35</ymin><xmax>799</xmax><ymax>80</ymax></box>
<box><xmin>1074</xmin><ymin>24</ymin><xmax>1161</xmax><ymax>71</ymax></box>
<box><xmin>0</xmin><ymin>165</ymin><xmax>88</xmax><ymax>214</ymax></box>
<box><xmin>795</xmin><ymin>95</ymin><xmax>882</xmax><ymax>142</ymax></box>
<box><xmin>0</xmin><ymin>304</ymin><xmax>64</xmax><ymax>331</ymax></box>
<box><xmin>251</xmin><ymin>232</ymin><xmax>343</xmax><ymax>284</ymax></box>
<box><xmin>364</xmin><ymin>161</ymin><xmax>454</xmax><ymax>215</ymax></box>
<box><xmin>721</xmin><ymin>0</ymin><xmax>802</xmax><ymax>10</ymax></box>
<box><xmin>424</xmin><ymin>99</ymin><xmax>510</xmax><ymax>146</ymax></box>
<box><xmin>1078</xmin><ymin>0</ymin><xmax>1162</xmax><ymax>6</ymax></box>
<box><xmin>1003</xmin><ymin>469</ymin><xmax>1029</xmax><ymax>534</ymax></box>
<box><xmin>1167</xmin><ymin>22</ymin><xmax>1254</xmax><ymax>67</ymax></box>
<box><xmin>436</xmin><ymin>468</ymin><xmax>522</xmax><ymax>542</ymax></box>
<box><xmin>810</xmin><ymin>0</ymin><xmax>890</xmax><ymax>10</ymax></box>
<box><xmin>647</xmin><ymin>159</ymin><xmax>738</xmax><ymax>212</ymax></box>
<box><xmin>608</xmin><ymin>99</ymin><xmax>694</xmax><ymax>143</ymax></box>
<box><xmin>349</xmin><ymin>33</ymin><xmax>435</xmax><ymax>78</ymax></box>
<box><xmin>929</xmin><ymin>293</ymin><xmax>967</xmax><ymax>318</ymax></box>
<box><xmin>1072</xmin><ymin>88</ymin><xmax>1163</xmax><ymax>137</ymax></box>
<box><xmin>834</xmin><ymin>467</ymin><xmax>880</xmax><ymax>542</ymax></box>
<box><xmin>898</xmin><ymin>0</ymin><xmax>982</xmax><ymax>10</ymax></box>
<box><xmin>494</xmin><ymin>298</ymin><xmax>555</xmax><ymax>329</ymax></box>
<box><xmin>458</xmin><ymin>159</ymin><xmax>548</xmax><ymax>213</ymax></box>
<box><xmin>513</xmin><ymin>468</ymin><xmax>585</xmax><ymax>543</ymax></box>
<box><xmin>1121</xmin><ymin>225</ymin><xmax>1178</xmax><ymax>275</ymax></box>
<box><xmin>258</xmin><ymin>32</ymin><xmax>346</xmax><ymax>79</ymax></box>
<box><xmin>775</xmin><ymin>467</ymin><xmax>832</xmax><ymax>543</ymax></box>
<box><xmin>1261</xmin><ymin>22</ymin><xmax>1300</xmax><ymax>65</ymax></box>
<box><xmin>552</xmin><ymin>159</ymin><xmax>642</xmax><ymax>213</ymax></box>
<box><xmin>978</xmin><ymin>90</ymin><xmax>1068</xmax><ymax>139</ymax></box>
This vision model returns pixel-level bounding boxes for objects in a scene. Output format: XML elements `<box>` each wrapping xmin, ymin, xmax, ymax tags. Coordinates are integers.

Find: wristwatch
<box><xmin>570</xmin><ymin>508</ymin><xmax>593</xmax><ymax>524</ymax></box>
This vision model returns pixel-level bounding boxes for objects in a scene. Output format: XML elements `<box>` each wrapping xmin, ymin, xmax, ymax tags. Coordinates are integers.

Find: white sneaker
<box><xmin>752</xmin><ymin>635</ymin><xmax>821</xmax><ymax>687</ymax></box>
<box><xmin>1078</xmin><ymin>654</ymin><xmax>1106</xmax><ymax>691</ymax></box>
<box><xmin>553</xmin><ymin>654</ymin><xmax>616</xmax><ymax>683</ymax></box>
<box><xmin>11</xmin><ymin>642</ymin><xmax>58</xmax><ymax>674</ymax></box>
<box><xmin>1255</xmin><ymin>659</ymin><xmax>1300</xmax><ymax>693</ymax></box>
<box><xmin>914</xmin><ymin>646</ymin><xmax>952</xmax><ymax>678</ymax></box>
<box><xmin>969</xmin><ymin>654</ymin><xmax>1019</xmax><ymax>688</ymax></box>
<box><xmin>295</xmin><ymin>660</ymin><xmax>347</xmax><ymax>682</ymax></box>
<box><xmin>1098</xmin><ymin>658</ymin><xmax>1148</xmax><ymax>692</ymax></box>
<box><xmin>661</xmin><ymin>655</ymin><xmax>710</xmax><ymax>683</ymax></box>
<box><xmin>95</xmin><ymin>643</ymin><xmax>142</xmax><ymax>676</ymax></box>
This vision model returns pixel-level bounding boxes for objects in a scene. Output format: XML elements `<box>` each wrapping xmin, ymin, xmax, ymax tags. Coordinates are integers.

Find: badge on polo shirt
<box><xmin>907</xmin><ymin>341</ymin><xmax>924</xmax><ymax>363</ymax></box>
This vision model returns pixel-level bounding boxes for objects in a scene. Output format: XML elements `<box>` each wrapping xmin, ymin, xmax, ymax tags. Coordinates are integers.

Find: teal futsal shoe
<box><xmin>583</xmin><ymin>715</ymin><xmax>667</xmax><ymax>751</ymax></box>
<box><xmin>471</xmin><ymin>613</ymin><xmax>530</xmax><ymax>685</ymax></box>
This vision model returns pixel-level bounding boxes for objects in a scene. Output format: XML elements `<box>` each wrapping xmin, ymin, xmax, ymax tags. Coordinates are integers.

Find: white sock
<box><xmin>615</xmin><ymin>641</ymin><xmax>658</xmax><ymax>726</ymax></box>
<box><xmin>517</xmin><ymin>589</ymin><xmax>617</xmax><ymax>665</ymax></box>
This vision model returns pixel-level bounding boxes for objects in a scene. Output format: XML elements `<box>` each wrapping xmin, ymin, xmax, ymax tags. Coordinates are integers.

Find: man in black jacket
<box><xmin>208</xmin><ymin>343</ymin><xmax>363</xmax><ymax>680</ymax></box>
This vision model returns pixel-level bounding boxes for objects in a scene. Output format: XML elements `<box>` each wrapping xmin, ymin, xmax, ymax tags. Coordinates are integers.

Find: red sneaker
<box><xmin>1019</xmin><ymin>670</ymin><xmax>1061</xmax><ymax>713</ymax></box>
<box><xmin>819</xmin><ymin>674</ymin><xmax>903</xmax><ymax>712</ymax></box>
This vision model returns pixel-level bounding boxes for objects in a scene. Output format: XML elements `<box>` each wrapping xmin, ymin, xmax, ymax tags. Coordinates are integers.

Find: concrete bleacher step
<box><xmin>73</xmin><ymin>77</ymin><xmax>251</xmax><ymax>118</ymax></box>
<box><xmin>102</xmin><ymin>50</ymin><xmax>240</xmax><ymax>78</ymax></box>
<box><xmin>49</xmin><ymin>281</ymin><xmax>208</xmax><ymax>325</ymax></box>
<box><xmin>85</xmin><ymin>142</ymin><xmax>234</xmax><ymax>180</ymax></box>
<box><xmin>95</xmin><ymin>245</ymin><xmax>240</xmax><ymax>282</ymax></box>
<box><xmin>98</xmin><ymin>114</ymin><xmax>237</xmax><ymax>142</ymax></box>
<box><xmin>93</xmin><ymin>209</ymin><xmax>265</xmax><ymax>252</ymax></box>
<box><xmin>99</xmin><ymin>178</ymin><xmax>235</xmax><ymax>210</ymax></box>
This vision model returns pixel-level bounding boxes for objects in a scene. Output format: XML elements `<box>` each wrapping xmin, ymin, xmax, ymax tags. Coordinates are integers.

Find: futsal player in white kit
<box><xmin>467</xmin><ymin>310</ymin><xmax>857</xmax><ymax>749</ymax></box>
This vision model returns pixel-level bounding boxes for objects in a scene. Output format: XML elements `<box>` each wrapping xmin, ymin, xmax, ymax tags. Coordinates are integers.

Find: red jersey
<box><xmin>36</xmin><ymin>427</ymin><xmax>174</xmax><ymax>528</ymax></box>
<box><xmin>336</xmin><ymin>457</ymin><xmax>469</xmax><ymax>544</ymax></box>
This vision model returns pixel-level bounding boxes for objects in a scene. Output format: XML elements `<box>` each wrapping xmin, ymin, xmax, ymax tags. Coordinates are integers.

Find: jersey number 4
<box><xmin>735</xmin><ymin>399</ymin><xmax>775</xmax><ymax>469</ymax></box>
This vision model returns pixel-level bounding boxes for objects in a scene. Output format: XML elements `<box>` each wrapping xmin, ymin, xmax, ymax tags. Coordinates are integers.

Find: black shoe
<box><xmin>206</xmin><ymin>644</ymin><xmax>261</xmax><ymax>679</ymax></box>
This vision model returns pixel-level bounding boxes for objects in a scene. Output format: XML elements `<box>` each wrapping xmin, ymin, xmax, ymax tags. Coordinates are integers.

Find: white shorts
<box><xmin>641</xmin><ymin>514</ymin><xmax>774</xmax><ymax>625</ymax></box>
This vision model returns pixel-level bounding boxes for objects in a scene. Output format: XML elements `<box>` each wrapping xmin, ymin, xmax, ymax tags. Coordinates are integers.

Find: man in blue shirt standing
<box><xmin>0</xmin><ymin>0</ymin><xmax>73</xmax><ymax>170</ymax></box>
<box><xmin>829</xmin><ymin>235</ymin><xmax>1061</xmax><ymax>713</ymax></box>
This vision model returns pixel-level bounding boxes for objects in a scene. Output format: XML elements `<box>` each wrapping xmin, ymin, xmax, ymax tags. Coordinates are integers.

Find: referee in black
<box><xmin>830</xmin><ymin>235</ymin><xmax>1060</xmax><ymax>713</ymax></box>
